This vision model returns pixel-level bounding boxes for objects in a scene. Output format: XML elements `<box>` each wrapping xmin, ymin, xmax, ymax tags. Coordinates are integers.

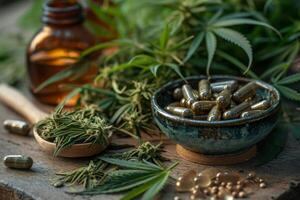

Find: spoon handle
<box><xmin>0</xmin><ymin>84</ymin><xmax>48</xmax><ymax>124</ymax></box>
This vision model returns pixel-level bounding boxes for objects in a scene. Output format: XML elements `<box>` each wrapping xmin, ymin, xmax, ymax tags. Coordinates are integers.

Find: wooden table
<box><xmin>0</xmin><ymin>89</ymin><xmax>300</xmax><ymax>200</ymax></box>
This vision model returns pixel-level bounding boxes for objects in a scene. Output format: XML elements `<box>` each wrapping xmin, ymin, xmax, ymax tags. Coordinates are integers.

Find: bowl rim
<box><xmin>151</xmin><ymin>75</ymin><xmax>281</xmax><ymax>126</ymax></box>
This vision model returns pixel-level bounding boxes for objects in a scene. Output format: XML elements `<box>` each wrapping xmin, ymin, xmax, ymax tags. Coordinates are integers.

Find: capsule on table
<box><xmin>250</xmin><ymin>100</ymin><xmax>270</xmax><ymax>110</ymax></box>
<box><xmin>232</xmin><ymin>81</ymin><xmax>258</xmax><ymax>103</ymax></box>
<box><xmin>223</xmin><ymin>100</ymin><xmax>255</xmax><ymax>120</ymax></box>
<box><xmin>182</xmin><ymin>84</ymin><xmax>197</xmax><ymax>107</ymax></box>
<box><xmin>208</xmin><ymin>105</ymin><xmax>222</xmax><ymax>121</ymax></box>
<box><xmin>3</xmin><ymin>155</ymin><xmax>33</xmax><ymax>170</ymax></box>
<box><xmin>165</xmin><ymin>106</ymin><xmax>193</xmax><ymax>118</ymax></box>
<box><xmin>216</xmin><ymin>88</ymin><xmax>231</xmax><ymax>109</ymax></box>
<box><xmin>211</xmin><ymin>80</ymin><xmax>238</xmax><ymax>93</ymax></box>
<box><xmin>241</xmin><ymin>110</ymin><xmax>263</xmax><ymax>118</ymax></box>
<box><xmin>191</xmin><ymin>101</ymin><xmax>216</xmax><ymax>115</ymax></box>
<box><xmin>173</xmin><ymin>88</ymin><xmax>183</xmax><ymax>101</ymax></box>
<box><xmin>3</xmin><ymin>120</ymin><xmax>30</xmax><ymax>136</ymax></box>
<box><xmin>198</xmin><ymin>79</ymin><xmax>211</xmax><ymax>100</ymax></box>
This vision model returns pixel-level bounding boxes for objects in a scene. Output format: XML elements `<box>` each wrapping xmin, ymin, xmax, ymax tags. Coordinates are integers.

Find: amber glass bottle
<box><xmin>26</xmin><ymin>0</ymin><xmax>96</xmax><ymax>106</ymax></box>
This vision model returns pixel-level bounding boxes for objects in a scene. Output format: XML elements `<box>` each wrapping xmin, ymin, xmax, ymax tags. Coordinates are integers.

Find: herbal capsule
<box><xmin>173</xmin><ymin>88</ymin><xmax>183</xmax><ymax>101</ymax></box>
<box><xmin>180</xmin><ymin>98</ymin><xmax>187</xmax><ymax>107</ymax></box>
<box><xmin>208</xmin><ymin>105</ymin><xmax>222</xmax><ymax>121</ymax></box>
<box><xmin>3</xmin><ymin>155</ymin><xmax>33</xmax><ymax>170</ymax></box>
<box><xmin>198</xmin><ymin>79</ymin><xmax>211</xmax><ymax>100</ymax></box>
<box><xmin>166</xmin><ymin>106</ymin><xmax>193</xmax><ymax>118</ymax></box>
<box><xmin>191</xmin><ymin>101</ymin><xmax>216</xmax><ymax>114</ymax></box>
<box><xmin>216</xmin><ymin>88</ymin><xmax>231</xmax><ymax>109</ymax></box>
<box><xmin>250</xmin><ymin>100</ymin><xmax>270</xmax><ymax>110</ymax></box>
<box><xmin>182</xmin><ymin>84</ymin><xmax>197</xmax><ymax>107</ymax></box>
<box><xmin>241</xmin><ymin>110</ymin><xmax>263</xmax><ymax>118</ymax></box>
<box><xmin>192</xmin><ymin>90</ymin><xmax>200</xmax><ymax>100</ymax></box>
<box><xmin>232</xmin><ymin>81</ymin><xmax>258</xmax><ymax>103</ymax></box>
<box><xmin>223</xmin><ymin>100</ymin><xmax>254</xmax><ymax>120</ymax></box>
<box><xmin>3</xmin><ymin>120</ymin><xmax>30</xmax><ymax>136</ymax></box>
<box><xmin>211</xmin><ymin>80</ymin><xmax>238</xmax><ymax>93</ymax></box>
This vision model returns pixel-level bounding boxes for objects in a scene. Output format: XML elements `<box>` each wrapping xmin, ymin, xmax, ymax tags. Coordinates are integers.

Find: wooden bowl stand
<box><xmin>176</xmin><ymin>145</ymin><xmax>257</xmax><ymax>166</ymax></box>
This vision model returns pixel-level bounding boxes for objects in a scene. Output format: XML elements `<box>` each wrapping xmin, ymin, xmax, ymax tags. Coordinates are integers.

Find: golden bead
<box><xmin>213</xmin><ymin>180</ymin><xmax>220</xmax><ymax>186</ymax></box>
<box><xmin>237</xmin><ymin>180</ymin><xmax>243</xmax><ymax>185</ymax></box>
<box><xmin>174</xmin><ymin>196</ymin><xmax>180</xmax><ymax>200</ymax></box>
<box><xmin>194</xmin><ymin>174</ymin><xmax>212</xmax><ymax>188</ymax></box>
<box><xmin>259</xmin><ymin>182</ymin><xmax>267</xmax><ymax>188</ymax></box>
<box><xmin>226</xmin><ymin>185</ymin><xmax>233</xmax><ymax>191</ymax></box>
<box><xmin>238</xmin><ymin>191</ymin><xmax>246</xmax><ymax>198</ymax></box>
<box><xmin>232</xmin><ymin>191</ymin><xmax>238</xmax><ymax>198</ymax></box>
<box><xmin>211</xmin><ymin>186</ymin><xmax>218</xmax><ymax>194</ymax></box>
<box><xmin>218</xmin><ymin>186</ymin><xmax>225</xmax><ymax>191</ymax></box>
<box><xmin>247</xmin><ymin>172</ymin><xmax>256</xmax><ymax>179</ymax></box>
<box><xmin>203</xmin><ymin>189</ymin><xmax>210</xmax><ymax>195</ymax></box>
<box><xmin>227</xmin><ymin>182</ymin><xmax>233</xmax><ymax>186</ymax></box>
<box><xmin>236</xmin><ymin>184</ymin><xmax>242</xmax><ymax>191</ymax></box>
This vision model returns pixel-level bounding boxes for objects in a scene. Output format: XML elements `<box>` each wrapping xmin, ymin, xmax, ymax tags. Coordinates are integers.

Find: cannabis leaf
<box><xmin>276</xmin><ymin>73</ymin><xmax>300</xmax><ymax>85</ymax></box>
<box><xmin>205</xmin><ymin>32</ymin><xmax>217</xmax><ymax>76</ymax></box>
<box><xmin>216</xmin><ymin>50</ymin><xmax>258</xmax><ymax>79</ymax></box>
<box><xmin>212</xmin><ymin>18</ymin><xmax>280</xmax><ymax>36</ymax></box>
<box><xmin>275</xmin><ymin>85</ymin><xmax>300</xmax><ymax>101</ymax></box>
<box><xmin>78</xmin><ymin>158</ymin><xmax>178</xmax><ymax>200</ymax></box>
<box><xmin>184</xmin><ymin>32</ymin><xmax>204</xmax><ymax>62</ymax></box>
<box><xmin>213</xmin><ymin>28</ymin><xmax>252</xmax><ymax>73</ymax></box>
<box><xmin>160</xmin><ymin>24</ymin><xmax>170</xmax><ymax>50</ymax></box>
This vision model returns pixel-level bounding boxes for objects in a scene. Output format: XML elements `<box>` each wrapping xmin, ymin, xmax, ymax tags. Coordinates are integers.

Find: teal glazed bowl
<box><xmin>151</xmin><ymin>75</ymin><xmax>281</xmax><ymax>155</ymax></box>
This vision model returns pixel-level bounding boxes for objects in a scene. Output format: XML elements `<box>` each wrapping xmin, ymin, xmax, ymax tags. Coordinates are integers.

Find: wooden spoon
<box><xmin>0</xmin><ymin>84</ymin><xmax>111</xmax><ymax>158</ymax></box>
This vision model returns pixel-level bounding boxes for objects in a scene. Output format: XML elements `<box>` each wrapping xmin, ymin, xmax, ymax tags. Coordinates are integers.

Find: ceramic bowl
<box><xmin>151</xmin><ymin>75</ymin><xmax>281</xmax><ymax>155</ymax></box>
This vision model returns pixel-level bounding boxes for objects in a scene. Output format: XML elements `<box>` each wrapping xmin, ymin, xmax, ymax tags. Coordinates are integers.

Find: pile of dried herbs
<box><xmin>36</xmin><ymin>105</ymin><xmax>111</xmax><ymax>156</ymax></box>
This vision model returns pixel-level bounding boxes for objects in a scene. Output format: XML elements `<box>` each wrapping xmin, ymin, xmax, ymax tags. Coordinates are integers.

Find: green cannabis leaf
<box><xmin>276</xmin><ymin>73</ymin><xmax>300</xmax><ymax>85</ymax></box>
<box><xmin>78</xmin><ymin>158</ymin><xmax>178</xmax><ymax>200</ymax></box>
<box><xmin>275</xmin><ymin>85</ymin><xmax>300</xmax><ymax>101</ymax></box>
<box><xmin>213</xmin><ymin>28</ymin><xmax>252</xmax><ymax>73</ymax></box>
<box><xmin>205</xmin><ymin>32</ymin><xmax>217</xmax><ymax>76</ymax></box>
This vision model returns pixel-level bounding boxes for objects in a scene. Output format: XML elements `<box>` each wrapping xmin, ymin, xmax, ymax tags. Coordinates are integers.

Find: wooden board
<box><xmin>0</xmin><ymin>91</ymin><xmax>300</xmax><ymax>200</ymax></box>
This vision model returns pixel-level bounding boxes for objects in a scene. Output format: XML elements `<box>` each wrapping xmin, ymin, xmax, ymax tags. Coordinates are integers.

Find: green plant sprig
<box><xmin>36</xmin><ymin>105</ymin><xmax>111</xmax><ymax>156</ymax></box>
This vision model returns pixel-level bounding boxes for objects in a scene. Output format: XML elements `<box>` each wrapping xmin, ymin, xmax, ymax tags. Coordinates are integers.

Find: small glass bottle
<box><xmin>26</xmin><ymin>0</ymin><xmax>97</xmax><ymax>106</ymax></box>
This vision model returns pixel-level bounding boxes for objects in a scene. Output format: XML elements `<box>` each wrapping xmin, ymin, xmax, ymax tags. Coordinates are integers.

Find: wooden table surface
<box><xmin>0</xmin><ymin>88</ymin><xmax>300</xmax><ymax>200</ymax></box>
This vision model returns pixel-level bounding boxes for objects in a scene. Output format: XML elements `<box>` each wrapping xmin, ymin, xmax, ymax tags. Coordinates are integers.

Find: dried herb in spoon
<box><xmin>36</xmin><ymin>105</ymin><xmax>111</xmax><ymax>156</ymax></box>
